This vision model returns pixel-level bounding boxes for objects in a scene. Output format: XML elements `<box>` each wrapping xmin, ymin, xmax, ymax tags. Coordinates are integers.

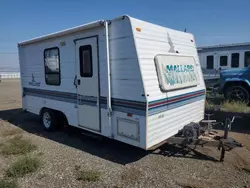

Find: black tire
<box><xmin>56</xmin><ymin>111</ymin><xmax>69</xmax><ymax>129</ymax></box>
<box><xmin>224</xmin><ymin>85</ymin><xmax>250</xmax><ymax>103</ymax></box>
<box><xmin>40</xmin><ymin>109</ymin><xmax>58</xmax><ymax>131</ymax></box>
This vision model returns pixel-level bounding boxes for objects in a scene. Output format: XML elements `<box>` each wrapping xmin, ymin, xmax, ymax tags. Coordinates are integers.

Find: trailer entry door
<box><xmin>75</xmin><ymin>37</ymin><xmax>100</xmax><ymax>132</ymax></box>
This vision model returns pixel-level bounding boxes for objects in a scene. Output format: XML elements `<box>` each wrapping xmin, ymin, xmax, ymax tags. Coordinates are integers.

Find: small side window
<box><xmin>79</xmin><ymin>45</ymin><xmax>92</xmax><ymax>77</ymax></box>
<box><xmin>220</xmin><ymin>56</ymin><xmax>228</xmax><ymax>66</ymax></box>
<box><xmin>44</xmin><ymin>47</ymin><xmax>60</xmax><ymax>85</ymax></box>
<box><xmin>231</xmin><ymin>53</ymin><xmax>239</xmax><ymax>68</ymax></box>
<box><xmin>206</xmin><ymin>55</ymin><xmax>214</xmax><ymax>69</ymax></box>
<box><xmin>244</xmin><ymin>51</ymin><xmax>250</xmax><ymax>67</ymax></box>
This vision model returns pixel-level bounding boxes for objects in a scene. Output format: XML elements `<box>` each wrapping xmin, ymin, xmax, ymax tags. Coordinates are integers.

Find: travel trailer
<box><xmin>198</xmin><ymin>42</ymin><xmax>250</xmax><ymax>80</ymax></box>
<box><xmin>18</xmin><ymin>15</ymin><xmax>206</xmax><ymax>150</ymax></box>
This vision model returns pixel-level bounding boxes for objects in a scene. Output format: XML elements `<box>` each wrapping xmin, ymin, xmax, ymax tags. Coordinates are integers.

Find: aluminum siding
<box><xmin>130</xmin><ymin>17</ymin><xmax>205</xmax><ymax>148</ymax></box>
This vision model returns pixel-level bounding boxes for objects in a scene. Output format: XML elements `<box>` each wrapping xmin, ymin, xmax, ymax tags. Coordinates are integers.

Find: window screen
<box><xmin>244</xmin><ymin>51</ymin><xmax>250</xmax><ymax>67</ymax></box>
<box><xmin>220</xmin><ymin>56</ymin><xmax>228</xmax><ymax>66</ymax></box>
<box><xmin>44</xmin><ymin>47</ymin><xmax>60</xmax><ymax>85</ymax></box>
<box><xmin>231</xmin><ymin>53</ymin><xmax>239</xmax><ymax>68</ymax></box>
<box><xmin>206</xmin><ymin>55</ymin><xmax>214</xmax><ymax>69</ymax></box>
<box><xmin>79</xmin><ymin>45</ymin><xmax>93</xmax><ymax>77</ymax></box>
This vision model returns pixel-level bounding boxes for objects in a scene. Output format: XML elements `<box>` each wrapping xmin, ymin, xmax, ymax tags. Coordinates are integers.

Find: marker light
<box><xmin>127</xmin><ymin>113</ymin><xmax>133</xmax><ymax>117</ymax></box>
<box><xmin>136</xmin><ymin>28</ymin><xmax>141</xmax><ymax>32</ymax></box>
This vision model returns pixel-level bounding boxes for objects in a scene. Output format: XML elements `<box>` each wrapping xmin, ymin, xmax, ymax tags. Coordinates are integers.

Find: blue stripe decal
<box><xmin>24</xmin><ymin>91</ymin><xmax>77</xmax><ymax>104</ymax></box>
<box><xmin>23</xmin><ymin>87</ymin><xmax>146</xmax><ymax>116</ymax></box>
<box><xmin>23</xmin><ymin>87</ymin><xmax>205</xmax><ymax>117</ymax></box>
<box><xmin>149</xmin><ymin>91</ymin><xmax>205</xmax><ymax>110</ymax></box>
<box><xmin>148</xmin><ymin>95</ymin><xmax>205</xmax><ymax>116</ymax></box>
<box><xmin>149</xmin><ymin>89</ymin><xmax>205</xmax><ymax>105</ymax></box>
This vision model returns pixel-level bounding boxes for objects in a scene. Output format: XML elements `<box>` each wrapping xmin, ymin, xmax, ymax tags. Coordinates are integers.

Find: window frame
<box><xmin>244</xmin><ymin>51</ymin><xmax>250</xmax><ymax>67</ymax></box>
<box><xmin>220</xmin><ymin>55</ymin><xmax>228</xmax><ymax>66</ymax></box>
<box><xmin>44</xmin><ymin>47</ymin><xmax>61</xmax><ymax>86</ymax></box>
<box><xmin>206</xmin><ymin>55</ymin><xmax>214</xmax><ymax>69</ymax></box>
<box><xmin>79</xmin><ymin>45</ymin><xmax>93</xmax><ymax>77</ymax></box>
<box><xmin>231</xmin><ymin>53</ymin><xmax>240</xmax><ymax>68</ymax></box>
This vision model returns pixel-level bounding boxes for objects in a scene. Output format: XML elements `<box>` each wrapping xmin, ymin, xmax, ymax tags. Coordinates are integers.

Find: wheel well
<box><xmin>224</xmin><ymin>81</ymin><xmax>250</xmax><ymax>92</ymax></box>
<box><xmin>39</xmin><ymin>107</ymin><xmax>69</xmax><ymax>126</ymax></box>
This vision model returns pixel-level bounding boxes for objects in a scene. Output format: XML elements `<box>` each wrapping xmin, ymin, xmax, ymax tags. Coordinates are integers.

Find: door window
<box><xmin>79</xmin><ymin>45</ymin><xmax>93</xmax><ymax>77</ymax></box>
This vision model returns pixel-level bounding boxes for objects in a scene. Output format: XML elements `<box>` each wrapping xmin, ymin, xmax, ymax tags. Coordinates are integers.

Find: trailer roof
<box><xmin>18</xmin><ymin>15</ymin><xmax>190</xmax><ymax>47</ymax></box>
<box><xmin>18</xmin><ymin>19</ymin><xmax>104</xmax><ymax>46</ymax></box>
<box><xmin>197</xmin><ymin>42</ymin><xmax>250</xmax><ymax>51</ymax></box>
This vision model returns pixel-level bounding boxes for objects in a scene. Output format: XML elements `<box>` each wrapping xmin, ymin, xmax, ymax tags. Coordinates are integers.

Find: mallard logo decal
<box><xmin>167</xmin><ymin>33</ymin><xmax>175</xmax><ymax>53</ymax></box>
<box><xmin>29</xmin><ymin>74</ymin><xmax>40</xmax><ymax>87</ymax></box>
<box><xmin>162</xmin><ymin>64</ymin><xmax>198</xmax><ymax>86</ymax></box>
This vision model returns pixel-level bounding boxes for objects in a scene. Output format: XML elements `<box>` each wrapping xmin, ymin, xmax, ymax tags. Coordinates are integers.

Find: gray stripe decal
<box><xmin>100</xmin><ymin>103</ymin><xmax>146</xmax><ymax>115</ymax></box>
<box><xmin>23</xmin><ymin>87</ymin><xmax>77</xmax><ymax>100</ymax></box>
<box><xmin>100</xmin><ymin>97</ymin><xmax>146</xmax><ymax>110</ymax></box>
<box><xmin>23</xmin><ymin>87</ymin><xmax>146</xmax><ymax>116</ymax></box>
<box><xmin>24</xmin><ymin>90</ymin><xmax>77</xmax><ymax>104</ymax></box>
<box><xmin>78</xmin><ymin>95</ymin><xmax>97</xmax><ymax>106</ymax></box>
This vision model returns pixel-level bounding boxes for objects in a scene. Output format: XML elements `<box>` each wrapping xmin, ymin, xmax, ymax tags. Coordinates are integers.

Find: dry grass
<box><xmin>36</xmin><ymin>151</ymin><xmax>44</xmax><ymax>156</ymax></box>
<box><xmin>76</xmin><ymin>170</ymin><xmax>101</xmax><ymax>182</ymax></box>
<box><xmin>0</xmin><ymin>179</ymin><xmax>18</xmax><ymax>188</ymax></box>
<box><xmin>36</xmin><ymin>173</ymin><xmax>47</xmax><ymax>180</ymax></box>
<box><xmin>243</xmin><ymin>165</ymin><xmax>250</xmax><ymax>173</ymax></box>
<box><xmin>206</xmin><ymin>99</ymin><xmax>250</xmax><ymax>113</ymax></box>
<box><xmin>177</xmin><ymin>185</ymin><xmax>201</xmax><ymax>188</ymax></box>
<box><xmin>75</xmin><ymin>166</ymin><xmax>101</xmax><ymax>182</ymax></box>
<box><xmin>121</xmin><ymin>167</ymin><xmax>142</xmax><ymax>184</ymax></box>
<box><xmin>5</xmin><ymin>156</ymin><xmax>41</xmax><ymax>178</ymax></box>
<box><xmin>176</xmin><ymin>181</ymin><xmax>205</xmax><ymax>188</ymax></box>
<box><xmin>0</xmin><ymin>127</ymin><xmax>23</xmax><ymax>137</ymax></box>
<box><xmin>205</xmin><ymin>100</ymin><xmax>215</xmax><ymax>111</ymax></box>
<box><xmin>0</xmin><ymin>135</ymin><xmax>37</xmax><ymax>155</ymax></box>
<box><xmin>221</xmin><ymin>101</ymin><xmax>250</xmax><ymax>113</ymax></box>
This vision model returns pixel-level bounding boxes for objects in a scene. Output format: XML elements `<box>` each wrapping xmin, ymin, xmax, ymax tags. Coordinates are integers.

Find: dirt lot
<box><xmin>0</xmin><ymin>80</ymin><xmax>250</xmax><ymax>188</ymax></box>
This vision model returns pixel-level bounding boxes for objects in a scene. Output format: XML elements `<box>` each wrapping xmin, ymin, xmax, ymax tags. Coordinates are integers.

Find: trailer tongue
<box><xmin>153</xmin><ymin>116</ymin><xmax>242</xmax><ymax>161</ymax></box>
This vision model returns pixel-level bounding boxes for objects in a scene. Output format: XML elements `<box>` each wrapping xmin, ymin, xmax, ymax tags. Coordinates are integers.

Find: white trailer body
<box><xmin>18</xmin><ymin>15</ymin><xmax>206</xmax><ymax>150</ymax></box>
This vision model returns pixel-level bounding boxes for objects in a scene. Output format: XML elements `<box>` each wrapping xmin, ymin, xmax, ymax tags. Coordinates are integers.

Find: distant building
<box><xmin>197</xmin><ymin>42</ymin><xmax>250</xmax><ymax>80</ymax></box>
<box><xmin>198</xmin><ymin>42</ymin><xmax>250</xmax><ymax>70</ymax></box>
<box><xmin>0</xmin><ymin>72</ymin><xmax>20</xmax><ymax>80</ymax></box>
<box><xmin>0</xmin><ymin>67</ymin><xmax>20</xmax><ymax>80</ymax></box>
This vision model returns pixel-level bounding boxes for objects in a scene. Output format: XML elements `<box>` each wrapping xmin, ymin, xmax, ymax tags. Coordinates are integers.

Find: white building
<box><xmin>0</xmin><ymin>72</ymin><xmax>20</xmax><ymax>79</ymax></box>
<box><xmin>198</xmin><ymin>42</ymin><xmax>250</xmax><ymax>79</ymax></box>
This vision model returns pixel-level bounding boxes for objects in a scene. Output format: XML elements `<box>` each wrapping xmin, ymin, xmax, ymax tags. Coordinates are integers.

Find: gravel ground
<box><xmin>0</xmin><ymin>80</ymin><xmax>250</xmax><ymax>188</ymax></box>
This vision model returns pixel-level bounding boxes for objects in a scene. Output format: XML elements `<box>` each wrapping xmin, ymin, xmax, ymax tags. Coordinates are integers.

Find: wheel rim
<box><xmin>230</xmin><ymin>87</ymin><xmax>248</xmax><ymax>101</ymax></box>
<box><xmin>43</xmin><ymin>112</ymin><xmax>51</xmax><ymax>128</ymax></box>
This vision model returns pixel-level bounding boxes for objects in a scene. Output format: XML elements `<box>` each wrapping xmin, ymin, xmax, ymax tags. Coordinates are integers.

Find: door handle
<box><xmin>78</xmin><ymin>79</ymin><xmax>81</xmax><ymax>85</ymax></box>
<box><xmin>74</xmin><ymin>76</ymin><xmax>77</xmax><ymax>88</ymax></box>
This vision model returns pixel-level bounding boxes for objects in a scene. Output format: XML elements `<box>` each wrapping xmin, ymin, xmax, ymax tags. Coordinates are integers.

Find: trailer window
<box><xmin>231</xmin><ymin>53</ymin><xmax>239</xmax><ymax>68</ymax></box>
<box><xmin>44</xmin><ymin>47</ymin><xmax>60</xmax><ymax>85</ymax></box>
<box><xmin>79</xmin><ymin>45</ymin><xmax>92</xmax><ymax>77</ymax></box>
<box><xmin>206</xmin><ymin>55</ymin><xmax>214</xmax><ymax>69</ymax></box>
<box><xmin>220</xmin><ymin>56</ymin><xmax>228</xmax><ymax>66</ymax></box>
<box><xmin>244</xmin><ymin>51</ymin><xmax>250</xmax><ymax>67</ymax></box>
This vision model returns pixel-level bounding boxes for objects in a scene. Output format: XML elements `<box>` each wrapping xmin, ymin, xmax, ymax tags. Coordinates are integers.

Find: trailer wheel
<box><xmin>41</xmin><ymin>109</ymin><xmax>58</xmax><ymax>131</ymax></box>
<box><xmin>224</xmin><ymin>85</ymin><xmax>250</xmax><ymax>103</ymax></box>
